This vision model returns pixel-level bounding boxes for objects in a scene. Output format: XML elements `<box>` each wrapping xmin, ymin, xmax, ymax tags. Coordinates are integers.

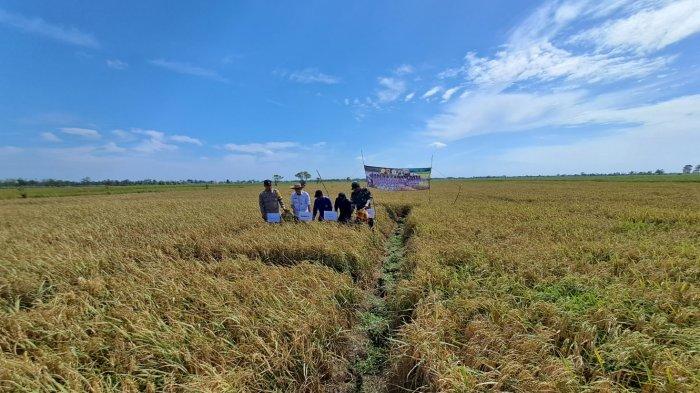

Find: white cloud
<box><xmin>134</xmin><ymin>129</ymin><xmax>164</xmax><ymax>140</ymax></box>
<box><xmin>498</xmin><ymin>96</ymin><xmax>700</xmax><ymax>174</ymax></box>
<box><xmin>101</xmin><ymin>142</ymin><xmax>126</xmax><ymax>154</ymax></box>
<box><xmin>394</xmin><ymin>64</ymin><xmax>415</xmax><ymax>75</ymax></box>
<box><xmin>422</xmin><ymin>86</ymin><xmax>442</xmax><ymax>99</ymax></box>
<box><xmin>408</xmin><ymin>0</ymin><xmax>700</xmax><ymax>177</ymax></box>
<box><xmin>429</xmin><ymin>141</ymin><xmax>447</xmax><ymax>149</ymax></box>
<box><xmin>106</xmin><ymin>59</ymin><xmax>128</xmax><ymax>70</ymax></box>
<box><xmin>571</xmin><ymin>0</ymin><xmax>700</xmax><ymax>54</ymax></box>
<box><xmin>312</xmin><ymin>141</ymin><xmax>327</xmax><ymax>148</ymax></box>
<box><xmin>170</xmin><ymin>135</ymin><xmax>203</xmax><ymax>146</ymax></box>
<box><xmin>441</xmin><ymin>86</ymin><xmax>461</xmax><ymax>102</ymax></box>
<box><xmin>464</xmin><ymin>43</ymin><xmax>671</xmax><ymax>88</ymax></box>
<box><xmin>224</xmin><ymin>141</ymin><xmax>299</xmax><ymax>155</ymax></box>
<box><xmin>130</xmin><ymin>129</ymin><xmax>180</xmax><ymax>153</ymax></box>
<box><xmin>439</xmin><ymin>0</ymin><xmax>695</xmax><ymax>92</ymax></box>
<box><xmin>426</xmin><ymin>91</ymin><xmax>584</xmax><ymax>140</ymax></box>
<box><xmin>60</xmin><ymin>127</ymin><xmax>101</xmax><ymax>139</ymax></box>
<box><xmin>149</xmin><ymin>59</ymin><xmax>228</xmax><ymax>83</ymax></box>
<box><xmin>404</xmin><ymin>92</ymin><xmax>415</xmax><ymax>102</ymax></box>
<box><xmin>286</xmin><ymin>68</ymin><xmax>340</xmax><ymax>84</ymax></box>
<box><xmin>40</xmin><ymin>132</ymin><xmax>61</xmax><ymax>142</ymax></box>
<box><xmin>133</xmin><ymin>138</ymin><xmax>177</xmax><ymax>153</ymax></box>
<box><xmin>0</xmin><ymin>8</ymin><xmax>99</xmax><ymax>48</ymax></box>
<box><xmin>112</xmin><ymin>129</ymin><xmax>133</xmax><ymax>139</ymax></box>
<box><xmin>376</xmin><ymin>77</ymin><xmax>406</xmax><ymax>103</ymax></box>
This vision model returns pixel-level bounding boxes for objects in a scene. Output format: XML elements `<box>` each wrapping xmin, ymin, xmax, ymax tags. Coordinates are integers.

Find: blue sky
<box><xmin>1</xmin><ymin>0</ymin><xmax>699</xmax><ymax>180</ymax></box>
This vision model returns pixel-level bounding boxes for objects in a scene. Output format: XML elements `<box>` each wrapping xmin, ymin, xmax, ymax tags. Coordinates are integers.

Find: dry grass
<box><xmin>1</xmin><ymin>180</ymin><xmax>698</xmax><ymax>392</ymax></box>
<box><xmin>0</xmin><ymin>186</ymin><xmax>384</xmax><ymax>392</ymax></box>
<box><xmin>389</xmin><ymin>181</ymin><xmax>699</xmax><ymax>392</ymax></box>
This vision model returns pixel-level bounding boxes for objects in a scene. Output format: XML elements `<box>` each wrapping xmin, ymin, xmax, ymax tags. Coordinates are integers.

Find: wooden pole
<box><xmin>316</xmin><ymin>169</ymin><xmax>330</xmax><ymax>196</ymax></box>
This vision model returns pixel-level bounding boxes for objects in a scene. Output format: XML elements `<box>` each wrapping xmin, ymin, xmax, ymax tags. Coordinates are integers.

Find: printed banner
<box><xmin>364</xmin><ymin>165</ymin><xmax>431</xmax><ymax>191</ymax></box>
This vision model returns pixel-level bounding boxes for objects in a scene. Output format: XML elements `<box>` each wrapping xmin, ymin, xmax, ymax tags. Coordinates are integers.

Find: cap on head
<box><xmin>351</xmin><ymin>181</ymin><xmax>360</xmax><ymax>189</ymax></box>
<box><xmin>314</xmin><ymin>190</ymin><xmax>323</xmax><ymax>198</ymax></box>
<box><xmin>263</xmin><ymin>179</ymin><xmax>272</xmax><ymax>186</ymax></box>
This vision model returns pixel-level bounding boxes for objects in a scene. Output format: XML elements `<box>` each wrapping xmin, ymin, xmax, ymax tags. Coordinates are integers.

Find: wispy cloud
<box><xmin>413</xmin><ymin>0</ymin><xmax>700</xmax><ymax>176</ymax></box>
<box><xmin>570</xmin><ymin>0</ymin><xmax>700</xmax><ymax>54</ymax></box>
<box><xmin>112</xmin><ymin>129</ymin><xmax>134</xmax><ymax>140</ymax></box>
<box><xmin>422</xmin><ymin>86</ymin><xmax>442</xmax><ymax>99</ymax></box>
<box><xmin>376</xmin><ymin>77</ymin><xmax>407</xmax><ymax>103</ymax></box>
<box><xmin>224</xmin><ymin>141</ymin><xmax>299</xmax><ymax>155</ymax></box>
<box><xmin>170</xmin><ymin>135</ymin><xmax>203</xmax><ymax>146</ymax></box>
<box><xmin>132</xmin><ymin>129</ymin><xmax>178</xmax><ymax>153</ymax></box>
<box><xmin>106</xmin><ymin>59</ymin><xmax>128</xmax><ymax>70</ymax></box>
<box><xmin>60</xmin><ymin>127</ymin><xmax>101</xmax><ymax>139</ymax></box>
<box><xmin>425</xmin><ymin>0</ymin><xmax>700</xmax><ymax>139</ymax></box>
<box><xmin>496</xmin><ymin>95</ymin><xmax>700</xmax><ymax>174</ymax></box>
<box><xmin>439</xmin><ymin>0</ymin><xmax>689</xmax><ymax>91</ymax></box>
<box><xmin>463</xmin><ymin>43</ymin><xmax>671</xmax><ymax>88</ymax></box>
<box><xmin>0</xmin><ymin>8</ymin><xmax>99</xmax><ymax>48</ymax></box>
<box><xmin>441</xmin><ymin>86</ymin><xmax>461</xmax><ymax>102</ymax></box>
<box><xmin>394</xmin><ymin>64</ymin><xmax>415</xmax><ymax>75</ymax></box>
<box><xmin>40</xmin><ymin>132</ymin><xmax>61</xmax><ymax>142</ymax></box>
<box><xmin>101</xmin><ymin>142</ymin><xmax>126</xmax><ymax>154</ymax></box>
<box><xmin>278</xmin><ymin>68</ymin><xmax>340</xmax><ymax>84</ymax></box>
<box><xmin>429</xmin><ymin>141</ymin><xmax>447</xmax><ymax>149</ymax></box>
<box><xmin>149</xmin><ymin>59</ymin><xmax>229</xmax><ymax>83</ymax></box>
<box><xmin>404</xmin><ymin>92</ymin><xmax>416</xmax><ymax>102</ymax></box>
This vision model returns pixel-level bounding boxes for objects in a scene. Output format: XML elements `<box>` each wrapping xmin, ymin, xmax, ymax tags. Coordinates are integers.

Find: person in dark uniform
<box><xmin>334</xmin><ymin>192</ymin><xmax>353</xmax><ymax>223</ymax></box>
<box><xmin>258</xmin><ymin>179</ymin><xmax>286</xmax><ymax>221</ymax></box>
<box><xmin>312</xmin><ymin>190</ymin><xmax>333</xmax><ymax>221</ymax></box>
<box><xmin>350</xmin><ymin>181</ymin><xmax>373</xmax><ymax>227</ymax></box>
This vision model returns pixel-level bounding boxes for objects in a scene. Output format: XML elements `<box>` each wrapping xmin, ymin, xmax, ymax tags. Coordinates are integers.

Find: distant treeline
<box><xmin>0</xmin><ymin>177</ymin><xmax>361</xmax><ymax>188</ymax></box>
<box><xmin>2</xmin><ymin>170</ymin><xmax>695</xmax><ymax>188</ymax></box>
<box><xmin>443</xmin><ymin>170</ymin><xmax>694</xmax><ymax>179</ymax></box>
<box><xmin>0</xmin><ymin>178</ymin><xmax>256</xmax><ymax>187</ymax></box>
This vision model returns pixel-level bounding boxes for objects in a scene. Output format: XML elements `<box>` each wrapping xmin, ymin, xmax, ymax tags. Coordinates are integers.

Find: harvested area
<box><xmin>1</xmin><ymin>180</ymin><xmax>698</xmax><ymax>392</ymax></box>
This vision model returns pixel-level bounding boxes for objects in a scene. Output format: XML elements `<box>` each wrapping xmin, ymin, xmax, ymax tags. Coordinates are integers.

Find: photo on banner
<box><xmin>323</xmin><ymin>211</ymin><xmax>338</xmax><ymax>221</ymax></box>
<box><xmin>364</xmin><ymin>165</ymin><xmax>431</xmax><ymax>191</ymax></box>
<box><xmin>298</xmin><ymin>211</ymin><xmax>313</xmax><ymax>222</ymax></box>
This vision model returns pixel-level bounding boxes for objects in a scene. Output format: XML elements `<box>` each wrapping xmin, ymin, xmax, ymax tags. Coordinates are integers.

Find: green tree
<box><xmin>272</xmin><ymin>174</ymin><xmax>284</xmax><ymax>186</ymax></box>
<box><xmin>294</xmin><ymin>171</ymin><xmax>311</xmax><ymax>182</ymax></box>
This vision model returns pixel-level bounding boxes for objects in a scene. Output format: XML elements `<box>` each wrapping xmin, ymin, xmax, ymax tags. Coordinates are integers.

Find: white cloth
<box><xmin>290</xmin><ymin>191</ymin><xmax>311</xmax><ymax>214</ymax></box>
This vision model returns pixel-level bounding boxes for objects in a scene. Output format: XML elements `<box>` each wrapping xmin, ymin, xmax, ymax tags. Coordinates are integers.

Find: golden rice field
<box><xmin>0</xmin><ymin>179</ymin><xmax>698</xmax><ymax>392</ymax></box>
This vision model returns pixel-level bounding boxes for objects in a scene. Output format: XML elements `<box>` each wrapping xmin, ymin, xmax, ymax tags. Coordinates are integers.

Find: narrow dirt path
<box><xmin>352</xmin><ymin>210</ymin><xmax>410</xmax><ymax>393</ymax></box>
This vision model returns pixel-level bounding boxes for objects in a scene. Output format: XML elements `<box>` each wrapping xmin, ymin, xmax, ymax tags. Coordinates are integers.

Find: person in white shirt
<box><xmin>290</xmin><ymin>183</ymin><xmax>311</xmax><ymax>218</ymax></box>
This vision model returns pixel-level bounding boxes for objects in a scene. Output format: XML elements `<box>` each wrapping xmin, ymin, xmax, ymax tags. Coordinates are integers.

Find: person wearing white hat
<box><xmin>290</xmin><ymin>183</ymin><xmax>311</xmax><ymax>217</ymax></box>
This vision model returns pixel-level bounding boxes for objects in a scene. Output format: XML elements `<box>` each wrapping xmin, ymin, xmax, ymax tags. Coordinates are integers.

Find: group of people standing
<box><xmin>259</xmin><ymin>179</ymin><xmax>373</xmax><ymax>226</ymax></box>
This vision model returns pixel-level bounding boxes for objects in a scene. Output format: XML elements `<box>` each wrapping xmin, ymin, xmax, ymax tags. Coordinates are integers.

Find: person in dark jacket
<box><xmin>334</xmin><ymin>192</ymin><xmax>353</xmax><ymax>223</ymax></box>
<box><xmin>350</xmin><ymin>181</ymin><xmax>374</xmax><ymax>227</ymax></box>
<box><xmin>312</xmin><ymin>190</ymin><xmax>333</xmax><ymax>221</ymax></box>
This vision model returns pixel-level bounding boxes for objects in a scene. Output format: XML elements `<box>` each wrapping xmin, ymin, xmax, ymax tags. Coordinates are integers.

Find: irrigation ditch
<box><xmin>351</xmin><ymin>204</ymin><xmax>415</xmax><ymax>393</ymax></box>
